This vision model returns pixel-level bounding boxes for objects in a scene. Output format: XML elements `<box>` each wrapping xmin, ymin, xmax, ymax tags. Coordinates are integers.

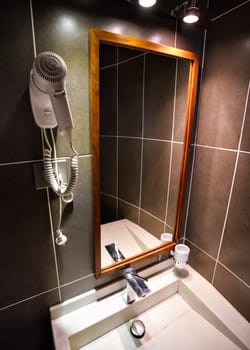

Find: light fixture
<box><xmin>170</xmin><ymin>0</ymin><xmax>200</xmax><ymax>24</ymax></box>
<box><xmin>183</xmin><ymin>0</ymin><xmax>200</xmax><ymax>23</ymax></box>
<box><xmin>138</xmin><ymin>0</ymin><xmax>157</xmax><ymax>8</ymax></box>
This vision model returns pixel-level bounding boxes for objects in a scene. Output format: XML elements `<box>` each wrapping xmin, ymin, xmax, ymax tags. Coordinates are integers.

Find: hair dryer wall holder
<box><xmin>33</xmin><ymin>158</ymin><xmax>74</xmax><ymax>202</ymax></box>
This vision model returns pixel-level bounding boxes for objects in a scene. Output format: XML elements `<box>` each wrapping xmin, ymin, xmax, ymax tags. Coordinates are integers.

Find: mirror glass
<box><xmin>90</xmin><ymin>29</ymin><xmax>199</xmax><ymax>277</ymax></box>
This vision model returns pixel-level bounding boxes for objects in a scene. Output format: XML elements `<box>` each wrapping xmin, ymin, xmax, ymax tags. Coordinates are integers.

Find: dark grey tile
<box><xmin>166</xmin><ymin>143</ymin><xmax>183</xmax><ymax>229</ymax></box>
<box><xmin>187</xmin><ymin>241</ymin><xmax>215</xmax><ymax>282</ymax></box>
<box><xmin>144</xmin><ymin>54</ymin><xmax>175</xmax><ymax>140</ymax></box>
<box><xmin>0</xmin><ymin>290</ymin><xmax>59</xmax><ymax>350</ymax></box>
<box><xmin>0</xmin><ymin>0</ymin><xmax>42</xmax><ymax>163</ymax></box>
<box><xmin>118</xmin><ymin>56</ymin><xmax>143</xmax><ymax>137</ymax></box>
<box><xmin>118</xmin><ymin>200</ymin><xmax>139</xmax><ymax>224</ymax></box>
<box><xmin>186</xmin><ymin>147</ymin><xmax>236</xmax><ymax>258</ymax></box>
<box><xmin>139</xmin><ymin>211</ymin><xmax>165</xmax><ymax>239</ymax></box>
<box><xmin>118</xmin><ymin>46</ymin><xmax>144</xmax><ymax>62</ymax></box>
<box><xmin>51</xmin><ymin>156</ymin><xmax>93</xmax><ymax>285</ymax></box>
<box><xmin>197</xmin><ymin>4</ymin><xmax>250</xmax><ymax>149</ymax></box>
<box><xmin>100</xmin><ymin>43</ymin><xmax>117</xmax><ymax>68</ymax></box>
<box><xmin>32</xmin><ymin>0</ymin><xmax>92</xmax><ymax>156</ymax></box>
<box><xmin>118</xmin><ymin>138</ymin><xmax>141</xmax><ymax>206</ymax></box>
<box><xmin>213</xmin><ymin>263</ymin><xmax>250</xmax><ymax>322</ymax></box>
<box><xmin>101</xmin><ymin>194</ymin><xmax>117</xmax><ymax>224</ymax></box>
<box><xmin>219</xmin><ymin>153</ymin><xmax>250</xmax><ymax>285</ymax></box>
<box><xmin>100</xmin><ymin>137</ymin><xmax>117</xmax><ymax>196</ymax></box>
<box><xmin>174</xmin><ymin>59</ymin><xmax>190</xmax><ymax>142</ymax></box>
<box><xmin>141</xmin><ymin>140</ymin><xmax>171</xmax><ymax>220</ymax></box>
<box><xmin>0</xmin><ymin>163</ymin><xmax>58</xmax><ymax>308</ymax></box>
<box><xmin>100</xmin><ymin>66</ymin><xmax>117</xmax><ymax>136</ymax></box>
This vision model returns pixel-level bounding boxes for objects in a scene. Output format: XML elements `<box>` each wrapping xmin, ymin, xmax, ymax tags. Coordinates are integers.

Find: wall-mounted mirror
<box><xmin>90</xmin><ymin>29</ymin><xmax>199</xmax><ymax>278</ymax></box>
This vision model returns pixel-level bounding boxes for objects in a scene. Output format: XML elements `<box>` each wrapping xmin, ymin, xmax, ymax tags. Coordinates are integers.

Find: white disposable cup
<box><xmin>160</xmin><ymin>233</ymin><xmax>173</xmax><ymax>243</ymax></box>
<box><xmin>174</xmin><ymin>244</ymin><xmax>190</xmax><ymax>268</ymax></box>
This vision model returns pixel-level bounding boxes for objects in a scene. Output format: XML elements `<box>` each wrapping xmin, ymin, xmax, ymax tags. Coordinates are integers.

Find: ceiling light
<box><xmin>138</xmin><ymin>0</ymin><xmax>157</xmax><ymax>8</ymax></box>
<box><xmin>183</xmin><ymin>0</ymin><xmax>200</xmax><ymax>23</ymax></box>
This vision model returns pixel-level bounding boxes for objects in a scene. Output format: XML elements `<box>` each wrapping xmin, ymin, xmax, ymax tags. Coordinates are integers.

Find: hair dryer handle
<box><xmin>50</xmin><ymin>89</ymin><xmax>74</xmax><ymax>142</ymax></box>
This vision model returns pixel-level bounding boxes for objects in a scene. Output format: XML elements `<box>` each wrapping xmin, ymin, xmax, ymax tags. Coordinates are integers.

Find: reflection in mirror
<box><xmin>100</xmin><ymin>44</ymin><xmax>189</xmax><ymax>269</ymax></box>
<box><xmin>90</xmin><ymin>29</ymin><xmax>199</xmax><ymax>277</ymax></box>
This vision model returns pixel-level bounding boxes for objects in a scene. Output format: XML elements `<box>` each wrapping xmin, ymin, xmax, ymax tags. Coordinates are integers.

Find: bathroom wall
<box><xmin>100</xmin><ymin>44</ymin><xmax>189</xmax><ymax>238</ymax></box>
<box><xmin>0</xmin><ymin>0</ymin><xmax>204</xmax><ymax>348</ymax></box>
<box><xmin>185</xmin><ymin>0</ymin><xmax>250</xmax><ymax>321</ymax></box>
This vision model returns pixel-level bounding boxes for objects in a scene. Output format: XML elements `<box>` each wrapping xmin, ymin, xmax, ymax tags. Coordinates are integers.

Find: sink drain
<box><xmin>130</xmin><ymin>320</ymin><xmax>145</xmax><ymax>339</ymax></box>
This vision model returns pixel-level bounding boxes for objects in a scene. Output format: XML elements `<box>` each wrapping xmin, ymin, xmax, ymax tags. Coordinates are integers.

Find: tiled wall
<box><xmin>0</xmin><ymin>0</ymin><xmax>204</xmax><ymax>348</ymax></box>
<box><xmin>100</xmin><ymin>44</ymin><xmax>189</xmax><ymax>238</ymax></box>
<box><xmin>185</xmin><ymin>0</ymin><xmax>250</xmax><ymax>321</ymax></box>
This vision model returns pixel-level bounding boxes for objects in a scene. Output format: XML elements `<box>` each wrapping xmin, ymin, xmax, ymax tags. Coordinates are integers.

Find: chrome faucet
<box><xmin>123</xmin><ymin>267</ymin><xmax>151</xmax><ymax>304</ymax></box>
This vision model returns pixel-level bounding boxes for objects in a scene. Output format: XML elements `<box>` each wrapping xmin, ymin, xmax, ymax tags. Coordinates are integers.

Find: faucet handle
<box><xmin>123</xmin><ymin>268</ymin><xmax>151</xmax><ymax>298</ymax></box>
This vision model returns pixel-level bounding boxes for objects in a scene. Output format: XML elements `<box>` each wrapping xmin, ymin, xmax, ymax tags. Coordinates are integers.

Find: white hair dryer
<box><xmin>29</xmin><ymin>52</ymin><xmax>79</xmax><ymax>246</ymax></box>
<box><xmin>29</xmin><ymin>51</ymin><xmax>74</xmax><ymax>142</ymax></box>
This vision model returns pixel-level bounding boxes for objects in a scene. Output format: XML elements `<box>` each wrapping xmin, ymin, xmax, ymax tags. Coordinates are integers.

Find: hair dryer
<box><xmin>29</xmin><ymin>52</ymin><xmax>79</xmax><ymax>246</ymax></box>
<box><xmin>29</xmin><ymin>51</ymin><xmax>78</xmax><ymax>197</ymax></box>
<box><xmin>29</xmin><ymin>51</ymin><xmax>74</xmax><ymax>142</ymax></box>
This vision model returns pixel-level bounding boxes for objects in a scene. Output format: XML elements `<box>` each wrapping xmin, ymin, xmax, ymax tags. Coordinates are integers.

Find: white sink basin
<box><xmin>79</xmin><ymin>293</ymin><xmax>241</xmax><ymax>350</ymax></box>
<box><xmin>50</xmin><ymin>262</ymin><xmax>250</xmax><ymax>350</ymax></box>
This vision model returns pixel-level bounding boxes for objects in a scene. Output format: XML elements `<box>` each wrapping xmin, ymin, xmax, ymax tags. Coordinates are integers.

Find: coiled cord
<box><xmin>43</xmin><ymin>148</ymin><xmax>79</xmax><ymax>196</ymax></box>
<box><xmin>42</xmin><ymin>128</ymin><xmax>79</xmax><ymax>197</ymax></box>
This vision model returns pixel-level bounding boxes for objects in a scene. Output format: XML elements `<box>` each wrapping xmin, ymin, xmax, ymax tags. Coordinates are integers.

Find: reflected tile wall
<box><xmin>100</xmin><ymin>44</ymin><xmax>191</xmax><ymax>235</ymax></box>
<box><xmin>185</xmin><ymin>1</ymin><xmax>250</xmax><ymax>321</ymax></box>
<box><xmin>0</xmin><ymin>0</ymin><xmax>204</xmax><ymax>348</ymax></box>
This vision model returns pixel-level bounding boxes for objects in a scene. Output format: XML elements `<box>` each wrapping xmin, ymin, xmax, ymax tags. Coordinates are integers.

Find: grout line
<box><xmin>0</xmin><ymin>159</ymin><xmax>43</xmax><ymax>167</ymax></box>
<box><xmin>138</xmin><ymin>54</ymin><xmax>146</xmax><ymax>224</ymax></box>
<box><xmin>0</xmin><ymin>287</ymin><xmax>59</xmax><ymax>312</ymax></box>
<box><xmin>185</xmin><ymin>238</ymin><xmax>216</xmax><ymax>262</ymax></box>
<box><xmin>101</xmin><ymin>192</ymin><xmax>172</xmax><ymax>227</ymax></box>
<box><xmin>239</xmin><ymin>149</ymin><xmax>250</xmax><ymax>155</ymax></box>
<box><xmin>116</xmin><ymin>47</ymin><xmax>119</xmax><ymax>219</ymax></box>
<box><xmin>60</xmin><ymin>273</ymin><xmax>95</xmax><ymax>288</ymax></box>
<box><xmin>0</xmin><ymin>153</ymin><xmax>92</xmax><ymax>168</ymax></box>
<box><xmin>212</xmin><ymin>80</ymin><xmax>250</xmax><ymax>284</ymax></box>
<box><xmin>183</xmin><ymin>28</ymin><xmax>208</xmax><ymax>239</ymax></box>
<box><xmin>101</xmin><ymin>134</ymin><xmax>183</xmax><ymax>145</ymax></box>
<box><xmin>101</xmin><ymin>134</ymin><xmax>250</xmax><ymax>155</ymax></box>
<box><xmin>211</xmin><ymin>0</ymin><xmax>250</xmax><ymax>22</ymax></box>
<box><xmin>193</xmin><ymin>143</ymin><xmax>238</xmax><ymax>153</ymax></box>
<box><xmin>186</xmin><ymin>239</ymin><xmax>250</xmax><ymax>288</ymax></box>
<box><xmin>201</xmin><ymin>29</ymin><xmax>208</xmax><ymax>72</ymax></box>
<box><xmin>164</xmin><ymin>58</ymin><xmax>178</xmax><ymax>232</ymax></box>
<box><xmin>29</xmin><ymin>0</ymin><xmax>62</xmax><ymax>302</ymax></box>
<box><xmin>174</xmin><ymin>19</ymin><xmax>178</xmax><ymax>48</ymax></box>
<box><xmin>217</xmin><ymin>261</ymin><xmax>250</xmax><ymax>288</ymax></box>
<box><xmin>29</xmin><ymin>0</ymin><xmax>37</xmax><ymax>58</ymax></box>
<box><xmin>46</xmin><ymin>188</ymin><xmax>62</xmax><ymax>302</ymax></box>
<box><xmin>100</xmin><ymin>52</ymin><xmax>145</xmax><ymax>70</ymax></box>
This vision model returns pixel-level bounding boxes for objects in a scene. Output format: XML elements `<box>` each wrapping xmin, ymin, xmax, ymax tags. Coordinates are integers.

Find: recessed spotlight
<box><xmin>138</xmin><ymin>0</ymin><xmax>157</xmax><ymax>8</ymax></box>
<box><xmin>183</xmin><ymin>0</ymin><xmax>200</xmax><ymax>23</ymax></box>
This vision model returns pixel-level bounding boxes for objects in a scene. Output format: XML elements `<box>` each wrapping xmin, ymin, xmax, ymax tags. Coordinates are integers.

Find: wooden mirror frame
<box><xmin>90</xmin><ymin>29</ymin><xmax>199</xmax><ymax>278</ymax></box>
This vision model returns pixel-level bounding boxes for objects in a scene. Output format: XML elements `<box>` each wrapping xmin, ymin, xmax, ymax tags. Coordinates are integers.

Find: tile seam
<box><xmin>60</xmin><ymin>273</ymin><xmax>95</xmax><ymax>288</ymax></box>
<box><xmin>186</xmin><ymin>239</ymin><xmax>249</xmax><ymax>288</ymax></box>
<box><xmin>217</xmin><ymin>261</ymin><xmax>250</xmax><ymax>288</ymax></box>
<box><xmin>183</xmin><ymin>28</ymin><xmax>208</xmax><ymax>239</ymax></box>
<box><xmin>164</xmin><ymin>58</ymin><xmax>178</xmax><ymax>231</ymax></box>
<box><xmin>138</xmin><ymin>53</ymin><xmax>146</xmax><ymax>224</ymax></box>
<box><xmin>0</xmin><ymin>287</ymin><xmax>59</xmax><ymax>312</ymax></box>
<box><xmin>211</xmin><ymin>0</ymin><xmax>250</xmax><ymax>22</ymax></box>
